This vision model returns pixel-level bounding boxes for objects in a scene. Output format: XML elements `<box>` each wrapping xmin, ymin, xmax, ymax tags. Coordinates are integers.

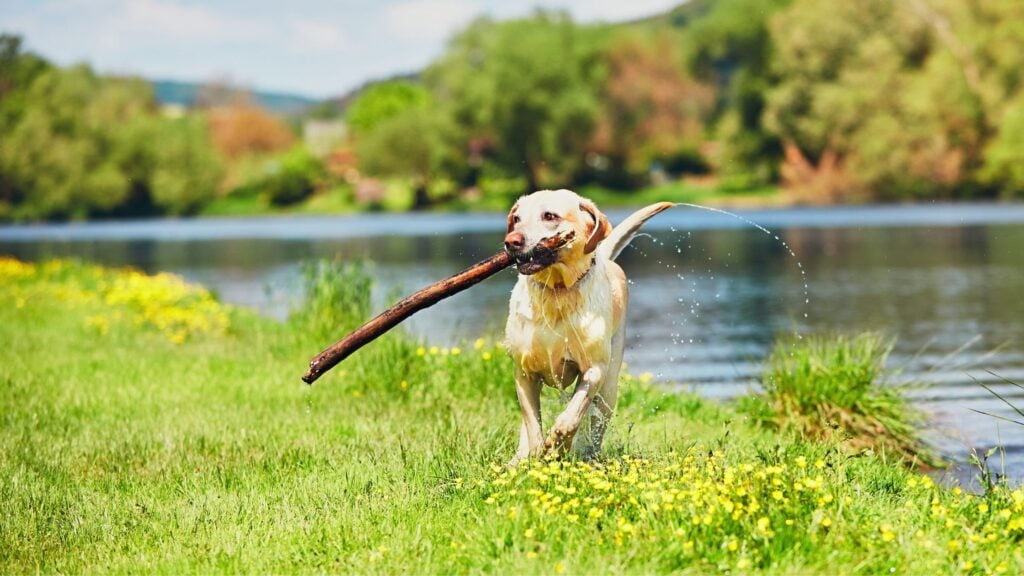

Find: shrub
<box><xmin>206</xmin><ymin>103</ymin><xmax>294</xmax><ymax>160</ymax></box>
<box><xmin>263</xmin><ymin>146</ymin><xmax>323</xmax><ymax>206</ymax></box>
<box><xmin>743</xmin><ymin>333</ymin><xmax>935</xmax><ymax>467</ymax></box>
<box><xmin>148</xmin><ymin>115</ymin><xmax>225</xmax><ymax>215</ymax></box>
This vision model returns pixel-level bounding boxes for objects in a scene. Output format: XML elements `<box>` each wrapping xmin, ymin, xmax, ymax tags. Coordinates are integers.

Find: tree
<box><xmin>763</xmin><ymin>0</ymin><xmax>983</xmax><ymax>200</ymax></box>
<box><xmin>206</xmin><ymin>103</ymin><xmax>295</xmax><ymax>160</ymax></box>
<box><xmin>426</xmin><ymin>12</ymin><xmax>602</xmax><ymax>192</ymax></box>
<box><xmin>345</xmin><ymin>80</ymin><xmax>431</xmax><ymax>135</ymax></box>
<box><xmin>684</xmin><ymin>0</ymin><xmax>791</xmax><ymax>182</ymax></box>
<box><xmin>589</xmin><ymin>31</ymin><xmax>714</xmax><ymax>187</ymax></box>
<box><xmin>262</xmin><ymin>146</ymin><xmax>324</xmax><ymax>206</ymax></box>
<box><xmin>0</xmin><ymin>64</ymin><xmax>138</xmax><ymax>218</ymax></box>
<box><xmin>148</xmin><ymin>116</ymin><xmax>225</xmax><ymax>214</ymax></box>
<box><xmin>0</xmin><ymin>52</ymin><xmax>224</xmax><ymax>220</ymax></box>
<box><xmin>0</xmin><ymin>35</ymin><xmax>51</xmax><ymax>124</ymax></box>
<box><xmin>356</xmin><ymin>107</ymin><xmax>454</xmax><ymax>209</ymax></box>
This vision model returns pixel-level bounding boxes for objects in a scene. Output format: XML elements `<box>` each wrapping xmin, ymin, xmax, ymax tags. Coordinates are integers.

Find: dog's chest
<box><xmin>504</xmin><ymin>277</ymin><xmax>613</xmax><ymax>375</ymax></box>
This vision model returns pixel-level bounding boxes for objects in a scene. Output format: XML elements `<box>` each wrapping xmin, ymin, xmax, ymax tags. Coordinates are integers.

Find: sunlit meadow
<box><xmin>1</xmin><ymin>258</ymin><xmax>1021</xmax><ymax>573</ymax></box>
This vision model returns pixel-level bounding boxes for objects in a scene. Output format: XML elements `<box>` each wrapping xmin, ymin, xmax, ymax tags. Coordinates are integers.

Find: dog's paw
<box><xmin>545</xmin><ymin>424</ymin><xmax>575</xmax><ymax>456</ymax></box>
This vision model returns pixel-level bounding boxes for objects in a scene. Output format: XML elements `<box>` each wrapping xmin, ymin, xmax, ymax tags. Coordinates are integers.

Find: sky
<box><xmin>2</xmin><ymin>0</ymin><xmax>681</xmax><ymax>99</ymax></box>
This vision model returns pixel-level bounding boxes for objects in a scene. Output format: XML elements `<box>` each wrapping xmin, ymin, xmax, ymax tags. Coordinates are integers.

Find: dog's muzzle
<box><xmin>510</xmin><ymin>245</ymin><xmax>559</xmax><ymax>275</ymax></box>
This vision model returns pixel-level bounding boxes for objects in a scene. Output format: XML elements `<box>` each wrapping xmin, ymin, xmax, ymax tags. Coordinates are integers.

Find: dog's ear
<box><xmin>506</xmin><ymin>201</ymin><xmax>520</xmax><ymax>234</ymax></box>
<box><xmin>580</xmin><ymin>199</ymin><xmax>612</xmax><ymax>254</ymax></box>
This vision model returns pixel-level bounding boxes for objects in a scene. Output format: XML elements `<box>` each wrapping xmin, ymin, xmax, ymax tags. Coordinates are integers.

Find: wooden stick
<box><xmin>301</xmin><ymin>229</ymin><xmax>576</xmax><ymax>384</ymax></box>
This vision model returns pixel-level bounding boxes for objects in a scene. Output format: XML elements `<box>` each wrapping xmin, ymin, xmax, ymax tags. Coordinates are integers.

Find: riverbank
<box><xmin>197</xmin><ymin>181</ymin><xmax>784</xmax><ymax>218</ymax></box>
<box><xmin>1</xmin><ymin>258</ymin><xmax>1021</xmax><ymax>573</ymax></box>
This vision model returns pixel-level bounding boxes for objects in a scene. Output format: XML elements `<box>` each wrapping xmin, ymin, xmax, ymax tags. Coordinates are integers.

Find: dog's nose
<box><xmin>504</xmin><ymin>231</ymin><xmax>525</xmax><ymax>252</ymax></box>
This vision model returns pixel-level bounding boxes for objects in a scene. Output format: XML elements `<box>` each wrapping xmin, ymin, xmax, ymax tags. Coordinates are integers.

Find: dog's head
<box><xmin>504</xmin><ymin>189</ymin><xmax>612</xmax><ymax>282</ymax></box>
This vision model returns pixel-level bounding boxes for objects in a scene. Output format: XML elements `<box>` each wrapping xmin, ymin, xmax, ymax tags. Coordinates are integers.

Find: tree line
<box><xmin>2</xmin><ymin>0</ymin><xmax>1024</xmax><ymax>221</ymax></box>
<box><xmin>0</xmin><ymin>36</ymin><xmax>226</xmax><ymax>220</ymax></box>
<box><xmin>0</xmin><ymin>35</ymin><xmax>310</xmax><ymax>221</ymax></box>
<box><xmin>352</xmin><ymin>0</ymin><xmax>1024</xmax><ymax>205</ymax></box>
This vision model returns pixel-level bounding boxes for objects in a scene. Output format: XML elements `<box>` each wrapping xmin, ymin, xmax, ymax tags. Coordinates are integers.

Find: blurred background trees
<box><xmin>0</xmin><ymin>39</ymin><xmax>224</xmax><ymax>220</ymax></box>
<box><xmin>425</xmin><ymin>13</ymin><xmax>604</xmax><ymax>194</ymax></box>
<box><xmin>2</xmin><ymin>0</ymin><xmax>1024</xmax><ymax>220</ymax></box>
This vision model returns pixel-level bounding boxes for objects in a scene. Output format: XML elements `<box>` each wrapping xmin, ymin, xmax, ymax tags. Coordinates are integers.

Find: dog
<box><xmin>503</xmin><ymin>189</ymin><xmax>672</xmax><ymax>464</ymax></box>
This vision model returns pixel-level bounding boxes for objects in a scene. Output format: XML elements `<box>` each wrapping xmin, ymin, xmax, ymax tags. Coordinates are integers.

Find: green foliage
<box><xmin>10</xmin><ymin>0</ymin><xmax>1024</xmax><ymax>221</ymax></box>
<box><xmin>345</xmin><ymin>80</ymin><xmax>431</xmax><ymax>135</ymax></box>
<box><xmin>0</xmin><ymin>39</ymin><xmax>224</xmax><ymax>220</ymax></box>
<box><xmin>355</xmin><ymin>106</ymin><xmax>457</xmax><ymax>207</ymax></box>
<box><xmin>426</xmin><ymin>12</ymin><xmax>603</xmax><ymax>191</ymax></box>
<box><xmin>289</xmin><ymin>259</ymin><xmax>372</xmax><ymax>342</ymax></box>
<box><xmin>684</xmin><ymin>0</ymin><xmax>790</xmax><ymax>181</ymax></box>
<box><xmin>262</xmin><ymin>146</ymin><xmax>324</xmax><ymax>206</ymax></box>
<box><xmin>762</xmin><ymin>0</ymin><xmax>1024</xmax><ymax>201</ymax></box>
<box><xmin>748</xmin><ymin>333</ymin><xmax>934</xmax><ymax>467</ymax></box>
<box><xmin>982</xmin><ymin>97</ymin><xmax>1024</xmax><ymax>197</ymax></box>
<box><xmin>0</xmin><ymin>34</ymin><xmax>51</xmax><ymax>130</ymax></box>
<box><xmin>149</xmin><ymin>116</ymin><xmax>225</xmax><ymax>214</ymax></box>
<box><xmin>356</xmin><ymin>108</ymin><xmax>444</xmax><ymax>179</ymax></box>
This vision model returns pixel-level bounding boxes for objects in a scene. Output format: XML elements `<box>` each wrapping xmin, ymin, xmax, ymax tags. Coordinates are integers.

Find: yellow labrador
<box><xmin>503</xmin><ymin>189</ymin><xmax>671</xmax><ymax>464</ymax></box>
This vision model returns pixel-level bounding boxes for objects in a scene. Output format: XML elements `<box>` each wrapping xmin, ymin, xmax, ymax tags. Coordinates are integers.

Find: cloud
<box><xmin>111</xmin><ymin>0</ymin><xmax>269</xmax><ymax>44</ymax></box>
<box><xmin>384</xmin><ymin>0</ymin><xmax>476</xmax><ymax>42</ymax></box>
<box><xmin>288</xmin><ymin>18</ymin><xmax>347</xmax><ymax>53</ymax></box>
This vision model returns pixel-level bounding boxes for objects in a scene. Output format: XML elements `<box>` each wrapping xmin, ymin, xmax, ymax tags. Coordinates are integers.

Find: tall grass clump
<box><xmin>744</xmin><ymin>333</ymin><xmax>935</xmax><ymax>467</ymax></box>
<box><xmin>289</xmin><ymin>259</ymin><xmax>373</xmax><ymax>342</ymax></box>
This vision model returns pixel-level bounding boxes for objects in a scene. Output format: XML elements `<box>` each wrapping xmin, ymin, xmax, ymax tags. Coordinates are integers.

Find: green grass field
<box><xmin>1</xmin><ymin>258</ymin><xmax>1022</xmax><ymax>574</ymax></box>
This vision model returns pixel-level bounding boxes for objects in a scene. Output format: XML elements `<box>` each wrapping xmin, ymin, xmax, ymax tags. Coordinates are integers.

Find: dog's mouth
<box><xmin>506</xmin><ymin>230</ymin><xmax>576</xmax><ymax>275</ymax></box>
<box><xmin>512</xmin><ymin>246</ymin><xmax>559</xmax><ymax>275</ymax></box>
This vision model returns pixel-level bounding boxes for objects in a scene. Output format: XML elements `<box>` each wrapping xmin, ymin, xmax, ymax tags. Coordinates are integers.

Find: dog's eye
<box><xmin>542</xmin><ymin>211</ymin><xmax>558</xmax><ymax>222</ymax></box>
<box><xmin>513</xmin><ymin>215</ymin><xmax>520</xmax><ymax>224</ymax></box>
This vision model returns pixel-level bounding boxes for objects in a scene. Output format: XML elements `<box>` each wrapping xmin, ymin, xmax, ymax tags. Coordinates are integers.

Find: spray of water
<box><xmin>672</xmin><ymin>202</ymin><xmax>811</xmax><ymax>331</ymax></box>
<box><xmin>628</xmin><ymin>202</ymin><xmax>811</xmax><ymax>382</ymax></box>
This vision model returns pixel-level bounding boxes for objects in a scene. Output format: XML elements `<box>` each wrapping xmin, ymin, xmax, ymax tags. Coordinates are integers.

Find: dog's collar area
<box><xmin>536</xmin><ymin>257</ymin><xmax>597</xmax><ymax>292</ymax></box>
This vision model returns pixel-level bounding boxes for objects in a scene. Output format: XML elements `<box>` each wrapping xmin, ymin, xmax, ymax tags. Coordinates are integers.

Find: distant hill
<box><xmin>151</xmin><ymin>79</ymin><xmax>319</xmax><ymax>115</ymax></box>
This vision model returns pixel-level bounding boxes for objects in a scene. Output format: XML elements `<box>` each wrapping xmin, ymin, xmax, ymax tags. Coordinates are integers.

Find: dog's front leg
<box><xmin>510</xmin><ymin>368</ymin><xmax>544</xmax><ymax>466</ymax></box>
<box><xmin>546</xmin><ymin>364</ymin><xmax>605</xmax><ymax>456</ymax></box>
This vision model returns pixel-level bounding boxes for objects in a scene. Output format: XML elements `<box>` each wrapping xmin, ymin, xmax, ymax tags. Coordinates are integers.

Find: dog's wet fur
<box><xmin>502</xmin><ymin>189</ymin><xmax>672</xmax><ymax>464</ymax></box>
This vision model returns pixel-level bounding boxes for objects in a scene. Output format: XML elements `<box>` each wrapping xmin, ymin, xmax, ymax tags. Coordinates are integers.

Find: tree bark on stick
<box><xmin>301</xmin><ymin>230</ymin><xmax>575</xmax><ymax>384</ymax></box>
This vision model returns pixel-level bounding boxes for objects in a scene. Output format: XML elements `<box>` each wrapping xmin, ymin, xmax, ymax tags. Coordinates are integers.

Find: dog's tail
<box><xmin>600</xmin><ymin>202</ymin><xmax>674</xmax><ymax>261</ymax></box>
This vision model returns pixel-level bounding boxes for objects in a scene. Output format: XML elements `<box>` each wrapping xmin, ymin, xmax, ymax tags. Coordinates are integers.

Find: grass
<box><xmin>741</xmin><ymin>334</ymin><xmax>937</xmax><ymax>468</ymax></box>
<box><xmin>578</xmin><ymin>181</ymin><xmax>782</xmax><ymax>209</ymax></box>
<box><xmin>1</xmin><ymin>257</ymin><xmax>1022</xmax><ymax>574</ymax></box>
<box><xmin>197</xmin><ymin>179</ymin><xmax>783</xmax><ymax>219</ymax></box>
